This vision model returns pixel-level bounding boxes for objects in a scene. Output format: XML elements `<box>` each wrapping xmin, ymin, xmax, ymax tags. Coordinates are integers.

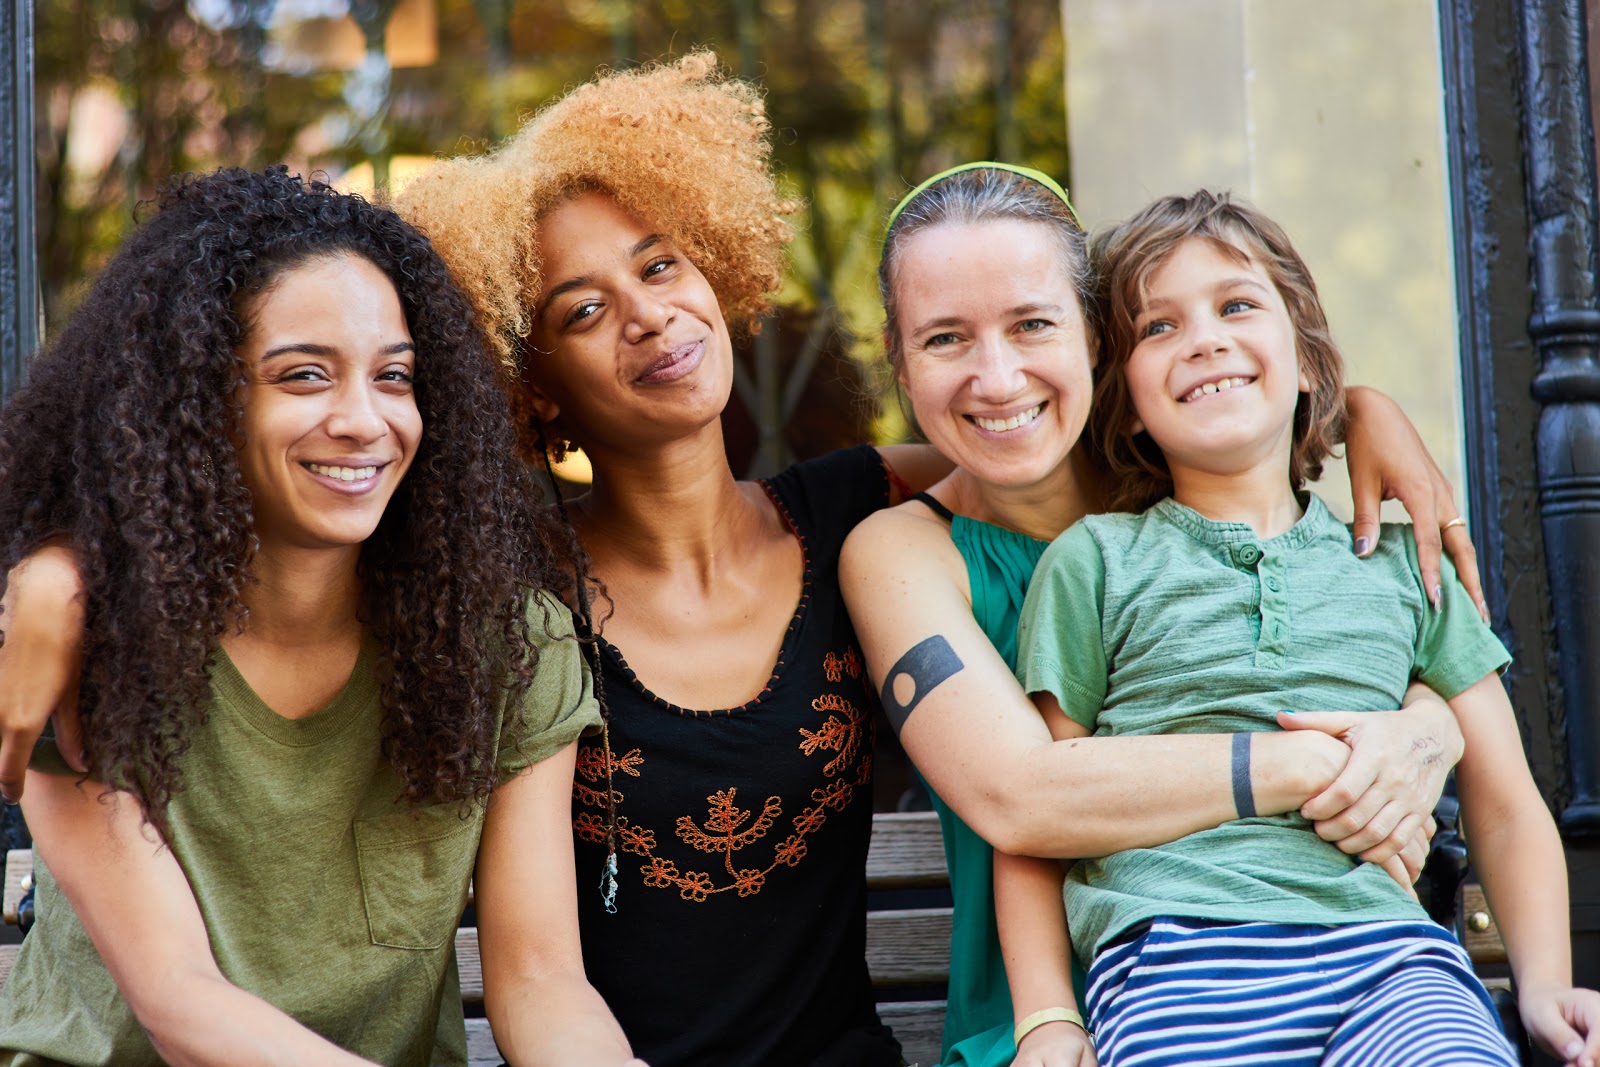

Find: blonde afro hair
<box><xmin>395</xmin><ymin>51</ymin><xmax>796</xmax><ymax>378</ymax></box>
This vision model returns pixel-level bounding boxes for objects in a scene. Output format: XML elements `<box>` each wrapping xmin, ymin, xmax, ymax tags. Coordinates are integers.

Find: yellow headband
<box><xmin>885</xmin><ymin>161</ymin><xmax>1081</xmax><ymax>234</ymax></box>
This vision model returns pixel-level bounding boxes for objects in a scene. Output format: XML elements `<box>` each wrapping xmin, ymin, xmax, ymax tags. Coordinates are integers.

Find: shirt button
<box><xmin>1266</xmin><ymin>577</ymin><xmax>1282</xmax><ymax>592</ymax></box>
<box><xmin>1236</xmin><ymin>544</ymin><xmax>1262</xmax><ymax>566</ymax></box>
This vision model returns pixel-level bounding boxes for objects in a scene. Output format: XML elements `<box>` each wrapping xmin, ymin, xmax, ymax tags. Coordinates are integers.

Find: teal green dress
<box><xmin>912</xmin><ymin>496</ymin><xmax>1086</xmax><ymax>1067</ymax></box>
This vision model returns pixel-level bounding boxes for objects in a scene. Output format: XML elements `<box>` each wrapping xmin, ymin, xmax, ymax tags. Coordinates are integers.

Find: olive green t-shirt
<box><xmin>0</xmin><ymin>594</ymin><xmax>600</xmax><ymax>1067</ymax></box>
<box><xmin>1015</xmin><ymin>495</ymin><xmax>1510</xmax><ymax>962</ymax></box>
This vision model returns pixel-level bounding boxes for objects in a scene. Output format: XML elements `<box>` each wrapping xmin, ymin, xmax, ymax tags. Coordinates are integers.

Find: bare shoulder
<box><xmin>841</xmin><ymin>501</ymin><xmax>969</xmax><ymax>603</ymax></box>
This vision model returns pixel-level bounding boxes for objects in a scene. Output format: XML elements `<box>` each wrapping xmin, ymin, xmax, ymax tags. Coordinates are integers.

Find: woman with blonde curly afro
<box><xmin>395</xmin><ymin>52</ymin><xmax>948</xmax><ymax>1067</ymax></box>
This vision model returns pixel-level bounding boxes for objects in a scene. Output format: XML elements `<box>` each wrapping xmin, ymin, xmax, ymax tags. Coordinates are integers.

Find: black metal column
<box><xmin>0</xmin><ymin>0</ymin><xmax>37</xmax><ymax>403</ymax></box>
<box><xmin>1520</xmin><ymin>0</ymin><xmax>1600</xmax><ymax>844</ymax></box>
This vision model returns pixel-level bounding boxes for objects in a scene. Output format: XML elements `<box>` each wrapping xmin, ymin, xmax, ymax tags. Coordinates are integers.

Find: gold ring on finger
<box><xmin>1441</xmin><ymin>516</ymin><xmax>1467</xmax><ymax>531</ymax></box>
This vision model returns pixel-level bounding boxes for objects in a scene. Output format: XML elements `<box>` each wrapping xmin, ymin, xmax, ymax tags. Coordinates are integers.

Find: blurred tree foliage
<box><xmin>34</xmin><ymin>0</ymin><xmax>1069</xmax><ymax>464</ymax></box>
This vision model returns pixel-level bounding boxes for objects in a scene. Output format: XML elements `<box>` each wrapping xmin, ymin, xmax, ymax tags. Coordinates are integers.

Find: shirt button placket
<box><xmin>1258</xmin><ymin>551</ymin><xmax>1288</xmax><ymax>666</ymax></box>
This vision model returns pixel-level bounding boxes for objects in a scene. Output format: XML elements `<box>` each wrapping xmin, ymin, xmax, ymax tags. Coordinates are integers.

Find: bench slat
<box><xmin>3</xmin><ymin>849</ymin><xmax>32</xmax><ymax>925</ymax></box>
<box><xmin>878</xmin><ymin>1000</ymin><xmax>946</xmax><ymax>1066</ymax></box>
<box><xmin>866</xmin><ymin>907</ymin><xmax>954</xmax><ymax>986</ymax></box>
<box><xmin>464</xmin><ymin>1017</ymin><xmax>499</xmax><ymax>1067</ymax></box>
<box><xmin>865</xmin><ymin>811</ymin><xmax>948</xmax><ymax>888</ymax></box>
<box><xmin>457</xmin><ymin>927</ymin><xmax>484</xmax><ymax>1002</ymax></box>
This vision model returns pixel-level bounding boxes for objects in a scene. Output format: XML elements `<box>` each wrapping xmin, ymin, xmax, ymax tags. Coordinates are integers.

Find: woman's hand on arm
<box><xmin>1275</xmin><ymin>682</ymin><xmax>1461</xmax><ymax>876</ymax></box>
<box><xmin>475</xmin><ymin>741</ymin><xmax>644</xmax><ymax>1067</ymax></box>
<box><xmin>1343</xmin><ymin>386</ymin><xmax>1487</xmax><ymax>620</ymax></box>
<box><xmin>21</xmin><ymin>769</ymin><xmax>376</xmax><ymax>1067</ymax></box>
<box><xmin>839</xmin><ymin>510</ymin><xmax>1347</xmax><ymax>858</ymax></box>
<box><xmin>0</xmin><ymin>543</ymin><xmax>88</xmax><ymax>802</ymax></box>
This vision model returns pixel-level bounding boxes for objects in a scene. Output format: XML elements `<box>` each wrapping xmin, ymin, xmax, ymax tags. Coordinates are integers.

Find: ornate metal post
<box><xmin>1</xmin><ymin>0</ymin><xmax>38</xmax><ymax>403</ymax></box>
<box><xmin>1519</xmin><ymin>0</ymin><xmax>1600</xmax><ymax>840</ymax></box>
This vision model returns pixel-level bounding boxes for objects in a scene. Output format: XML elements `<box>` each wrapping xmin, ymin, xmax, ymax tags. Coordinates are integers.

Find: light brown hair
<box><xmin>1092</xmin><ymin>190</ymin><xmax>1347</xmax><ymax>512</ymax></box>
<box><xmin>878</xmin><ymin>166</ymin><xmax>1092</xmax><ymax>373</ymax></box>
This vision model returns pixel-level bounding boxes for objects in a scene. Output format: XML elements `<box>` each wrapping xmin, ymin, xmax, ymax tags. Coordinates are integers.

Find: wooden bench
<box><xmin>0</xmin><ymin>824</ymin><xmax>1518</xmax><ymax>1067</ymax></box>
<box><xmin>0</xmin><ymin>813</ymin><xmax>955</xmax><ymax>1066</ymax></box>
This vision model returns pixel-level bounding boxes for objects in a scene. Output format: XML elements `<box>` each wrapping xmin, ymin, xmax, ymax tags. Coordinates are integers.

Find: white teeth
<box><xmin>1182</xmin><ymin>376</ymin><xmax>1252</xmax><ymax>403</ymax></box>
<box><xmin>308</xmin><ymin>463</ymin><xmax>378</xmax><ymax>481</ymax></box>
<box><xmin>974</xmin><ymin>404</ymin><xmax>1043</xmax><ymax>433</ymax></box>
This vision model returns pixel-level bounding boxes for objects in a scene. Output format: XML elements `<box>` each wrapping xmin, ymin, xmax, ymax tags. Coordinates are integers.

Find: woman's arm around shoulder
<box><xmin>21</xmin><ymin>769</ymin><xmax>377</xmax><ymax>1067</ymax></box>
<box><xmin>474</xmin><ymin>739</ymin><xmax>644</xmax><ymax>1067</ymax></box>
<box><xmin>873</xmin><ymin>444</ymin><xmax>954</xmax><ymax>504</ymax></box>
<box><xmin>0</xmin><ymin>543</ymin><xmax>88</xmax><ymax>802</ymax></box>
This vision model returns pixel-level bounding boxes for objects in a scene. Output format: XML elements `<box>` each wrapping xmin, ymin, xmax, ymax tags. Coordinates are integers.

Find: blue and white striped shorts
<box><xmin>1084</xmin><ymin>917</ymin><xmax>1518</xmax><ymax>1066</ymax></box>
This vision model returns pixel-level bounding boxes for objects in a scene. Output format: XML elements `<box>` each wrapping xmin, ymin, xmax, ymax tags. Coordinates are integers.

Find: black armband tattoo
<box><xmin>1231</xmin><ymin>732</ymin><xmax>1257</xmax><ymax>819</ymax></box>
<box><xmin>880</xmin><ymin>634</ymin><xmax>964</xmax><ymax>735</ymax></box>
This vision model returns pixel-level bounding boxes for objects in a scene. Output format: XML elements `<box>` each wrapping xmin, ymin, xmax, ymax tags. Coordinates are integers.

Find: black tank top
<box><xmin>571</xmin><ymin>445</ymin><xmax>901</xmax><ymax>1067</ymax></box>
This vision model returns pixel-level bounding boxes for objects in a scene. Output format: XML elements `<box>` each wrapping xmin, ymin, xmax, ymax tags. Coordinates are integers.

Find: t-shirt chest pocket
<box><xmin>353</xmin><ymin>807</ymin><xmax>480</xmax><ymax>950</ymax></box>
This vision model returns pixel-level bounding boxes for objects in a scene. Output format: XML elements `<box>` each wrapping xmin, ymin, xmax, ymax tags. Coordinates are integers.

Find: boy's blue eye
<box><xmin>1141</xmin><ymin>321</ymin><xmax>1172</xmax><ymax>338</ymax></box>
<box><xmin>1222</xmin><ymin>299</ymin><xmax>1256</xmax><ymax>315</ymax></box>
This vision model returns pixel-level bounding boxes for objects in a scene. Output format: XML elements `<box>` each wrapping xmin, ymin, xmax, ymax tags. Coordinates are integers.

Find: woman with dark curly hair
<box><xmin>0</xmin><ymin>167</ymin><xmax>635</xmax><ymax>1067</ymax></box>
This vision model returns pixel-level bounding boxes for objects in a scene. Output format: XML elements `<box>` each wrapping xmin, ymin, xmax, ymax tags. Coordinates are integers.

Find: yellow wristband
<box><xmin>1013</xmin><ymin>1006</ymin><xmax>1088</xmax><ymax>1046</ymax></box>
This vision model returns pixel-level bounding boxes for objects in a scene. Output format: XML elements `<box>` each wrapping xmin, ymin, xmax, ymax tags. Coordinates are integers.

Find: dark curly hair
<box><xmin>0</xmin><ymin>166</ymin><xmax>575</xmax><ymax>827</ymax></box>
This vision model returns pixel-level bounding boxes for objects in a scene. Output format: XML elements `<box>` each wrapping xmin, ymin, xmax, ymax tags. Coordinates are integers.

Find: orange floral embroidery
<box><xmin>599</xmin><ymin>646</ymin><xmax>876</xmax><ymax>902</ymax></box>
<box><xmin>842</xmin><ymin>647</ymin><xmax>862</xmax><ymax>678</ymax></box>
<box><xmin>774</xmin><ymin>834</ymin><xmax>808</xmax><ymax>867</ymax></box>
<box><xmin>575</xmin><ymin>744</ymin><xmax>644</xmax><ymax>784</ymax></box>
<box><xmin>676</xmin><ymin>789</ymin><xmax>784</xmax><ymax>858</ymax></box>
<box><xmin>572</xmin><ymin>781</ymin><xmax>622</xmax><ymax>810</ymax></box>
<box><xmin>799</xmin><ymin>694</ymin><xmax>865</xmax><ymax>778</ymax></box>
<box><xmin>574</xmin><ymin>812</ymin><xmax>608</xmax><ymax>844</ymax></box>
<box><xmin>617</xmin><ymin>817</ymin><xmax>656</xmax><ymax>855</ymax></box>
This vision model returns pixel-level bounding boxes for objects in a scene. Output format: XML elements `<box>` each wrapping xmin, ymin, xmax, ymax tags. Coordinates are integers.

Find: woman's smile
<box><xmin>637</xmin><ymin>339</ymin><xmax>706</xmax><ymax>384</ymax></box>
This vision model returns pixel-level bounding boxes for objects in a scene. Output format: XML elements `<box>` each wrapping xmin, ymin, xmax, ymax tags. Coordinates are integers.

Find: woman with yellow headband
<box><xmin>841</xmin><ymin>163</ymin><xmax>1473</xmax><ymax>1067</ymax></box>
<box><xmin>0</xmin><ymin>59</ymin><xmax>1479</xmax><ymax>1067</ymax></box>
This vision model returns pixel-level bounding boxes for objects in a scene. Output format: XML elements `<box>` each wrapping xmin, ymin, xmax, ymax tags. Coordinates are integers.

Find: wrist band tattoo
<box><xmin>1231</xmin><ymin>732</ymin><xmax>1257</xmax><ymax>818</ymax></box>
<box><xmin>881</xmin><ymin>634</ymin><xmax>964</xmax><ymax>735</ymax></box>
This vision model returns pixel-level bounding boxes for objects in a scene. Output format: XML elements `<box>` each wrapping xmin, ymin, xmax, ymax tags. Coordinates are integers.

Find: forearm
<box><xmin>135</xmin><ymin>966</ymin><xmax>375</xmax><ymax>1067</ymax></box>
<box><xmin>1468</xmin><ymin>803</ymin><xmax>1573</xmax><ymax>993</ymax></box>
<box><xmin>488</xmin><ymin>969</ymin><xmax>636</xmax><ymax>1067</ymax></box>
<box><xmin>990</xmin><ymin>730</ymin><xmax>1344</xmax><ymax>858</ymax></box>
<box><xmin>995</xmin><ymin>850</ymin><xmax>1077</xmax><ymax>1019</ymax></box>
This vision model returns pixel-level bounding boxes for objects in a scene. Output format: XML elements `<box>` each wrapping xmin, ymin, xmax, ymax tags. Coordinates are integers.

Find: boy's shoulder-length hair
<box><xmin>1090</xmin><ymin>190</ymin><xmax>1348</xmax><ymax>513</ymax></box>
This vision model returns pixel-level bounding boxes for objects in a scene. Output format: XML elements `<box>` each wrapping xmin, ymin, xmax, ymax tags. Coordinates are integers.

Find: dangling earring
<box><xmin>534</xmin><ymin>419</ymin><xmax>620</xmax><ymax>914</ymax></box>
